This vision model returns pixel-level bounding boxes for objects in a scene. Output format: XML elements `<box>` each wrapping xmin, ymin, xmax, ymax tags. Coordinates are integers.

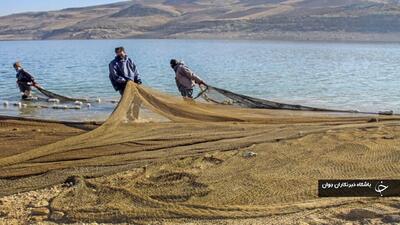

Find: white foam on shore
<box><xmin>48</xmin><ymin>99</ymin><xmax>60</xmax><ymax>103</ymax></box>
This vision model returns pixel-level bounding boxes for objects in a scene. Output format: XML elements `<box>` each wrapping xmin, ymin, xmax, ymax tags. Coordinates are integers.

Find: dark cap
<box><xmin>13</xmin><ymin>62</ymin><xmax>22</xmax><ymax>68</ymax></box>
<box><xmin>115</xmin><ymin>47</ymin><xmax>125</xmax><ymax>53</ymax></box>
<box><xmin>170</xmin><ymin>59</ymin><xmax>179</xmax><ymax>67</ymax></box>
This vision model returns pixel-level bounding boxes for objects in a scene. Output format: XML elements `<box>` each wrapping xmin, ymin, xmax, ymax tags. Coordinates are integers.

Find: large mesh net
<box><xmin>197</xmin><ymin>86</ymin><xmax>393</xmax><ymax>115</ymax></box>
<box><xmin>35</xmin><ymin>86</ymin><xmax>89</xmax><ymax>102</ymax></box>
<box><xmin>0</xmin><ymin>82</ymin><xmax>399</xmax><ymax>223</ymax></box>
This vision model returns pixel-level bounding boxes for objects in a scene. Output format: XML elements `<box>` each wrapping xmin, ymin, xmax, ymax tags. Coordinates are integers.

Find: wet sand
<box><xmin>0</xmin><ymin>116</ymin><xmax>399</xmax><ymax>224</ymax></box>
<box><xmin>0</xmin><ymin>118</ymin><xmax>93</xmax><ymax>158</ymax></box>
<box><xmin>0</xmin><ymin>83</ymin><xmax>400</xmax><ymax>224</ymax></box>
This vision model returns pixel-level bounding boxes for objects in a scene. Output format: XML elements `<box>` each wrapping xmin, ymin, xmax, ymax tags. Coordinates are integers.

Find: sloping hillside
<box><xmin>1</xmin><ymin>0</ymin><xmax>400</xmax><ymax>41</ymax></box>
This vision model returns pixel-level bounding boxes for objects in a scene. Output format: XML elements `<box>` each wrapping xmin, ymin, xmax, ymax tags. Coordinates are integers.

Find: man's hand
<box><xmin>134</xmin><ymin>78</ymin><xmax>142</xmax><ymax>85</ymax></box>
<box><xmin>33</xmin><ymin>82</ymin><xmax>41</xmax><ymax>88</ymax></box>
<box><xmin>28</xmin><ymin>82</ymin><xmax>38</xmax><ymax>87</ymax></box>
<box><xmin>199</xmin><ymin>81</ymin><xmax>207</xmax><ymax>87</ymax></box>
<box><xmin>116</xmin><ymin>77</ymin><xmax>127</xmax><ymax>84</ymax></box>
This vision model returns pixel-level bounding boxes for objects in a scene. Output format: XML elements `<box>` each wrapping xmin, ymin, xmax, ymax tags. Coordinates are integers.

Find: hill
<box><xmin>1</xmin><ymin>0</ymin><xmax>400</xmax><ymax>41</ymax></box>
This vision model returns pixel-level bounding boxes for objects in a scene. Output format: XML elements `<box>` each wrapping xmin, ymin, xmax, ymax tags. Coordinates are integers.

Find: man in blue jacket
<box><xmin>109</xmin><ymin>47</ymin><xmax>142</xmax><ymax>95</ymax></box>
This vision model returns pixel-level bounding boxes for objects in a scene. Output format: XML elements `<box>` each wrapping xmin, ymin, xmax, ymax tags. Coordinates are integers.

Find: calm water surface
<box><xmin>0</xmin><ymin>39</ymin><xmax>399</xmax><ymax>121</ymax></box>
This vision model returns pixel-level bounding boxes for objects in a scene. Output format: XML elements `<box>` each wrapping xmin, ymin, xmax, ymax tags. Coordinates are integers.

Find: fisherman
<box><xmin>170</xmin><ymin>59</ymin><xmax>207</xmax><ymax>99</ymax></box>
<box><xmin>13</xmin><ymin>62</ymin><xmax>38</xmax><ymax>100</ymax></box>
<box><xmin>109</xmin><ymin>47</ymin><xmax>142</xmax><ymax>95</ymax></box>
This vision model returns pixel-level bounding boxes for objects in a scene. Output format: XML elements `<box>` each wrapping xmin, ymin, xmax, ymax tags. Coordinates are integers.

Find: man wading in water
<box><xmin>109</xmin><ymin>47</ymin><xmax>143</xmax><ymax>121</ymax></box>
<box><xmin>109</xmin><ymin>47</ymin><xmax>142</xmax><ymax>95</ymax></box>
<box><xmin>13</xmin><ymin>62</ymin><xmax>38</xmax><ymax>100</ymax></box>
<box><xmin>170</xmin><ymin>59</ymin><xmax>207</xmax><ymax>99</ymax></box>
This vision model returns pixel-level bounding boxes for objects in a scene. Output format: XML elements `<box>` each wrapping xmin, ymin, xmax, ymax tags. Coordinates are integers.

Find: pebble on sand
<box><xmin>243</xmin><ymin>151</ymin><xmax>257</xmax><ymax>158</ymax></box>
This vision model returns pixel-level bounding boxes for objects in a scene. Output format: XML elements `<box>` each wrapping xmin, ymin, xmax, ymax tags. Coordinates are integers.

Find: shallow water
<box><xmin>0</xmin><ymin>39</ymin><xmax>400</xmax><ymax>121</ymax></box>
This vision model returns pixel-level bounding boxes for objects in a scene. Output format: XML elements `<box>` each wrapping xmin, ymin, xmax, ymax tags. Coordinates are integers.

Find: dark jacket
<box><xmin>109</xmin><ymin>56</ymin><xmax>142</xmax><ymax>91</ymax></box>
<box><xmin>173</xmin><ymin>63</ymin><xmax>204</xmax><ymax>90</ymax></box>
<box><xmin>16</xmin><ymin>69</ymin><xmax>35</xmax><ymax>84</ymax></box>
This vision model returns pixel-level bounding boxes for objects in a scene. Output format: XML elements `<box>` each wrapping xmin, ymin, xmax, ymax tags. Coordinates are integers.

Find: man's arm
<box><xmin>25</xmin><ymin>71</ymin><xmax>34</xmax><ymax>81</ymax></box>
<box><xmin>23</xmin><ymin>70</ymin><xmax>37</xmax><ymax>86</ymax></box>
<box><xmin>109</xmin><ymin>62</ymin><xmax>126</xmax><ymax>84</ymax></box>
<box><xmin>181</xmin><ymin>66</ymin><xmax>206</xmax><ymax>86</ymax></box>
<box><xmin>129</xmin><ymin>59</ymin><xmax>142</xmax><ymax>84</ymax></box>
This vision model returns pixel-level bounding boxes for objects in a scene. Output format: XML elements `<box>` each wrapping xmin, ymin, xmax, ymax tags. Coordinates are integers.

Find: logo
<box><xmin>318</xmin><ymin>179</ymin><xmax>400</xmax><ymax>197</ymax></box>
<box><xmin>374</xmin><ymin>181</ymin><xmax>389</xmax><ymax>197</ymax></box>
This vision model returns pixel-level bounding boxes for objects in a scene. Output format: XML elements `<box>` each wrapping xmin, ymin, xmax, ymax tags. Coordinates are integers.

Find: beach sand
<box><xmin>0</xmin><ymin>117</ymin><xmax>399</xmax><ymax>224</ymax></box>
<box><xmin>0</xmin><ymin>83</ymin><xmax>399</xmax><ymax>224</ymax></box>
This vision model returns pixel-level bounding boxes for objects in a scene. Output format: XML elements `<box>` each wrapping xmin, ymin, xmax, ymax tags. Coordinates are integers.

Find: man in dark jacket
<box><xmin>170</xmin><ymin>59</ymin><xmax>207</xmax><ymax>99</ymax></box>
<box><xmin>13</xmin><ymin>62</ymin><xmax>38</xmax><ymax>99</ymax></box>
<box><xmin>109</xmin><ymin>47</ymin><xmax>142</xmax><ymax>95</ymax></box>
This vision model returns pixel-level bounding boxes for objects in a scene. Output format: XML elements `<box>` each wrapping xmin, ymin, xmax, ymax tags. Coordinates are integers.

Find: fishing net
<box><xmin>35</xmin><ymin>86</ymin><xmax>88</xmax><ymax>102</ymax></box>
<box><xmin>0</xmin><ymin>82</ymin><xmax>399</xmax><ymax>223</ymax></box>
<box><xmin>197</xmin><ymin>86</ymin><xmax>392</xmax><ymax>115</ymax></box>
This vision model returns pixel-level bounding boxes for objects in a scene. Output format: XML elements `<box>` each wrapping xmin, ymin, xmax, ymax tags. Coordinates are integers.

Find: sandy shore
<box><xmin>0</xmin><ymin>115</ymin><xmax>399</xmax><ymax>224</ymax></box>
<box><xmin>0</xmin><ymin>84</ymin><xmax>399</xmax><ymax>224</ymax></box>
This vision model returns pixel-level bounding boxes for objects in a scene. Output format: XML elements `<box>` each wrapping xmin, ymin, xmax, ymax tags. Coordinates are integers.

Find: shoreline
<box><xmin>2</xmin><ymin>35</ymin><xmax>400</xmax><ymax>45</ymax></box>
<box><xmin>0</xmin><ymin>114</ymin><xmax>103</xmax><ymax>125</ymax></box>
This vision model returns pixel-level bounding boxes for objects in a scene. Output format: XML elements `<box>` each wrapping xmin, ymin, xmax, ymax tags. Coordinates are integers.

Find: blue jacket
<box><xmin>109</xmin><ymin>56</ymin><xmax>142</xmax><ymax>91</ymax></box>
<box><xmin>16</xmin><ymin>69</ymin><xmax>35</xmax><ymax>84</ymax></box>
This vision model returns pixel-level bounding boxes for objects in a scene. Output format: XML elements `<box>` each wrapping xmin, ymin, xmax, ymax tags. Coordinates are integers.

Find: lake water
<box><xmin>1</xmin><ymin>39</ymin><xmax>400</xmax><ymax>121</ymax></box>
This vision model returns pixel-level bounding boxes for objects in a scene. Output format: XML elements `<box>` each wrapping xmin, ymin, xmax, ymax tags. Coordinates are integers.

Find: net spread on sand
<box><xmin>1</xmin><ymin>82</ymin><xmax>399</xmax><ymax>223</ymax></box>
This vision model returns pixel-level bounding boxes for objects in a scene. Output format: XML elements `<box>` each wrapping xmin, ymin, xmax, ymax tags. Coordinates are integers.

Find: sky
<box><xmin>0</xmin><ymin>0</ymin><xmax>123</xmax><ymax>16</ymax></box>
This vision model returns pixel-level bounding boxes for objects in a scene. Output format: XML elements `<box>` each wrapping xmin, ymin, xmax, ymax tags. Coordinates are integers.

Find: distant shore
<box><xmin>2</xmin><ymin>31</ymin><xmax>400</xmax><ymax>43</ymax></box>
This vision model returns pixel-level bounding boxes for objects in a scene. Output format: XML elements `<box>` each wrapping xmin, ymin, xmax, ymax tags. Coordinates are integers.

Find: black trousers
<box><xmin>18</xmin><ymin>82</ymin><xmax>31</xmax><ymax>93</ymax></box>
<box><xmin>177</xmin><ymin>84</ymin><xmax>193</xmax><ymax>98</ymax></box>
<box><xmin>118</xmin><ymin>84</ymin><xmax>127</xmax><ymax>96</ymax></box>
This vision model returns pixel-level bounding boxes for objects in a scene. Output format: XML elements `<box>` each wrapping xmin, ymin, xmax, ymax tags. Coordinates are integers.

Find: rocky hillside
<box><xmin>1</xmin><ymin>0</ymin><xmax>400</xmax><ymax>41</ymax></box>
